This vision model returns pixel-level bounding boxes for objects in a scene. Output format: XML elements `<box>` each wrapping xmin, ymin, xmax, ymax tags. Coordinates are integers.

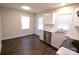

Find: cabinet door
<box><xmin>44</xmin><ymin>13</ymin><xmax>53</xmax><ymax>24</ymax></box>
<box><xmin>51</xmin><ymin>33</ymin><xmax>67</xmax><ymax>49</ymax></box>
<box><xmin>38</xmin><ymin>30</ymin><xmax>44</xmax><ymax>41</ymax></box>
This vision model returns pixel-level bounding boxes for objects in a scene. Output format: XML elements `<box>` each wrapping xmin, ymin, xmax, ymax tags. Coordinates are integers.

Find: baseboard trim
<box><xmin>3</xmin><ymin>34</ymin><xmax>38</xmax><ymax>41</ymax></box>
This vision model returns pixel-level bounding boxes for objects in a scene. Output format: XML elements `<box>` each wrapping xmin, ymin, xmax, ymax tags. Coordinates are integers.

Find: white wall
<box><xmin>0</xmin><ymin>7</ymin><xmax>35</xmax><ymax>39</ymax></box>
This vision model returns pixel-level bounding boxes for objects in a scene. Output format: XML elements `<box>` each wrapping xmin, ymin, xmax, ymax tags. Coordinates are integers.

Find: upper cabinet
<box><xmin>43</xmin><ymin>13</ymin><xmax>52</xmax><ymax>24</ymax></box>
<box><xmin>43</xmin><ymin>13</ymin><xmax>56</xmax><ymax>25</ymax></box>
<box><xmin>73</xmin><ymin>7</ymin><xmax>79</xmax><ymax>27</ymax></box>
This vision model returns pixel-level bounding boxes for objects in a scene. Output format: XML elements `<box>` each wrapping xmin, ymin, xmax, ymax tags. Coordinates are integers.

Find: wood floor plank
<box><xmin>1</xmin><ymin>34</ymin><xmax>58</xmax><ymax>55</ymax></box>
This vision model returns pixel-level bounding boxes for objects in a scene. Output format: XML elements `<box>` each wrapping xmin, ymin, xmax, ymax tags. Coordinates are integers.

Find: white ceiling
<box><xmin>0</xmin><ymin>3</ymin><xmax>73</xmax><ymax>13</ymax></box>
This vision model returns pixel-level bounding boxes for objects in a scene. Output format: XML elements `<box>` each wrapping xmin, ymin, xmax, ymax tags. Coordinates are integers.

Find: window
<box><xmin>21</xmin><ymin>16</ymin><xmax>30</xmax><ymax>29</ymax></box>
<box><xmin>38</xmin><ymin>17</ymin><xmax>43</xmax><ymax>30</ymax></box>
<box><xmin>57</xmin><ymin>13</ymin><xmax>72</xmax><ymax>31</ymax></box>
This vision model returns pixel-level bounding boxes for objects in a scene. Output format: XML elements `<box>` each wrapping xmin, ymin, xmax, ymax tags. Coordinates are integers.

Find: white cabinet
<box><xmin>43</xmin><ymin>12</ymin><xmax>56</xmax><ymax>25</ymax></box>
<box><xmin>51</xmin><ymin>32</ymin><xmax>67</xmax><ymax>49</ymax></box>
<box><xmin>44</xmin><ymin>13</ymin><xmax>53</xmax><ymax>24</ymax></box>
<box><xmin>37</xmin><ymin>30</ymin><xmax>44</xmax><ymax>41</ymax></box>
<box><xmin>43</xmin><ymin>12</ymin><xmax>56</xmax><ymax>32</ymax></box>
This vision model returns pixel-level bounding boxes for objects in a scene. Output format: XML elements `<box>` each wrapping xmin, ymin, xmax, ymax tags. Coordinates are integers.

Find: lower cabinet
<box><xmin>44</xmin><ymin>31</ymin><xmax>68</xmax><ymax>49</ymax></box>
<box><xmin>43</xmin><ymin>31</ymin><xmax>67</xmax><ymax>49</ymax></box>
<box><xmin>51</xmin><ymin>32</ymin><xmax>67</xmax><ymax>49</ymax></box>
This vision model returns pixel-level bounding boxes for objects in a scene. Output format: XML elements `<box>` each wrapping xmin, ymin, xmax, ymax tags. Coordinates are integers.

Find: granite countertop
<box><xmin>56</xmin><ymin>47</ymin><xmax>79</xmax><ymax>55</ymax></box>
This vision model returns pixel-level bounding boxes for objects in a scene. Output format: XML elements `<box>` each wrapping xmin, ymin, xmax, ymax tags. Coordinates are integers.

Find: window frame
<box><xmin>57</xmin><ymin>13</ymin><xmax>72</xmax><ymax>31</ymax></box>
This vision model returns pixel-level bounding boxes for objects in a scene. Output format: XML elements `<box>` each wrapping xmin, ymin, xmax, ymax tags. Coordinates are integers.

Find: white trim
<box><xmin>3</xmin><ymin>33</ymin><xmax>34</xmax><ymax>40</ymax></box>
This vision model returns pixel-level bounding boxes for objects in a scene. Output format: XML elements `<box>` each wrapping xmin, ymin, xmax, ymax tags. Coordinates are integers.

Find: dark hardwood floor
<box><xmin>1</xmin><ymin>34</ymin><xmax>58</xmax><ymax>55</ymax></box>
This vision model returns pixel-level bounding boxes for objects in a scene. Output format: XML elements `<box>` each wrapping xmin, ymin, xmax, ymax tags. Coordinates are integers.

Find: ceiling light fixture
<box><xmin>60</xmin><ymin>3</ymin><xmax>66</xmax><ymax>6</ymax></box>
<box><xmin>21</xmin><ymin>6</ymin><xmax>31</xmax><ymax>10</ymax></box>
<box><xmin>44</xmin><ymin>14</ymin><xmax>49</xmax><ymax>16</ymax></box>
